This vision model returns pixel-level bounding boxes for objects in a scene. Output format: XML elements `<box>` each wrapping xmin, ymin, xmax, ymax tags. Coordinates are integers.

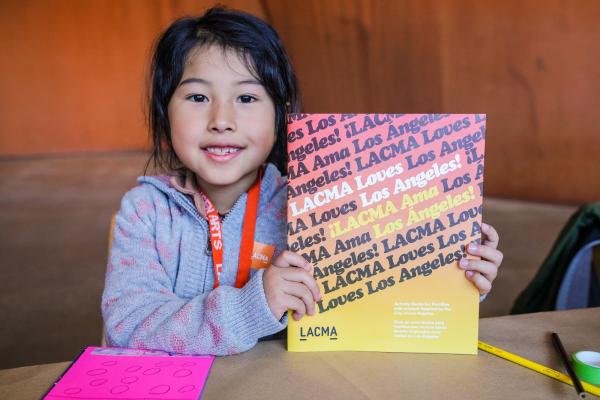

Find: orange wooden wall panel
<box><xmin>266</xmin><ymin>0</ymin><xmax>600</xmax><ymax>203</ymax></box>
<box><xmin>265</xmin><ymin>0</ymin><xmax>444</xmax><ymax>113</ymax></box>
<box><xmin>0</xmin><ymin>0</ymin><xmax>598</xmax><ymax>203</ymax></box>
<box><xmin>437</xmin><ymin>0</ymin><xmax>600</xmax><ymax>203</ymax></box>
<box><xmin>0</xmin><ymin>0</ymin><xmax>264</xmax><ymax>156</ymax></box>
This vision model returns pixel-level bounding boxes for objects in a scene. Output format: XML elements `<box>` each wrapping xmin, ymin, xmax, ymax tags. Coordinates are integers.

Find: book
<box><xmin>43</xmin><ymin>346</ymin><xmax>214</xmax><ymax>399</ymax></box>
<box><xmin>286</xmin><ymin>113</ymin><xmax>486</xmax><ymax>353</ymax></box>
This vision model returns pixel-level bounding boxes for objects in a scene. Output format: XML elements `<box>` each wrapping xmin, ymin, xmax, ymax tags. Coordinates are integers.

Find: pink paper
<box><xmin>44</xmin><ymin>346</ymin><xmax>215</xmax><ymax>400</ymax></box>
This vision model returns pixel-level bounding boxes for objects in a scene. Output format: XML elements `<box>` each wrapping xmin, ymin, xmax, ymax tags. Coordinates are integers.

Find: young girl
<box><xmin>102</xmin><ymin>7</ymin><xmax>503</xmax><ymax>356</ymax></box>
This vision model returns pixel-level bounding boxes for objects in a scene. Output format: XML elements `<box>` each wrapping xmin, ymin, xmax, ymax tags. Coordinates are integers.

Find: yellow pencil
<box><xmin>478</xmin><ymin>340</ymin><xmax>600</xmax><ymax>397</ymax></box>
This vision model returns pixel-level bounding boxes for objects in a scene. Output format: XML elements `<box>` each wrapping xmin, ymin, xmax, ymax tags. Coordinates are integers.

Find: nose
<box><xmin>207</xmin><ymin>101</ymin><xmax>236</xmax><ymax>133</ymax></box>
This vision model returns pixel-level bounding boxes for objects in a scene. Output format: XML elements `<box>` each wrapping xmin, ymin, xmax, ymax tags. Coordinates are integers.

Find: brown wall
<box><xmin>1</xmin><ymin>0</ymin><xmax>599</xmax><ymax>203</ymax></box>
<box><xmin>0</xmin><ymin>0</ymin><xmax>264</xmax><ymax>155</ymax></box>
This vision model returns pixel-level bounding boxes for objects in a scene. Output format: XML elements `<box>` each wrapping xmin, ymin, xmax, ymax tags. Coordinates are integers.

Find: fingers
<box><xmin>279</xmin><ymin>266</ymin><xmax>322</xmax><ymax>303</ymax></box>
<box><xmin>467</xmin><ymin>242</ymin><xmax>503</xmax><ymax>267</ymax></box>
<box><xmin>481</xmin><ymin>223</ymin><xmax>500</xmax><ymax>249</ymax></box>
<box><xmin>282</xmin><ymin>293</ymin><xmax>307</xmax><ymax>321</ymax></box>
<box><xmin>461</xmin><ymin>223</ymin><xmax>502</xmax><ymax>296</ymax></box>
<box><xmin>264</xmin><ymin>276</ymin><xmax>308</xmax><ymax>320</ymax></box>
<box><xmin>465</xmin><ymin>270</ymin><xmax>492</xmax><ymax>295</ymax></box>
<box><xmin>263</xmin><ymin>250</ymin><xmax>322</xmax><ymax>321</ymax></box>
<box><xmin>459</xmin><ymin>258</ymin><xmax>498</xmax><ymax>283</ymax></box>
<box><xmin>283</xmin><ymin>281</ymin><xmax>317</xmax><ymax>317</ymax></box>
<box><xmin>271</xmin><ymin>252</ymin><xmax>321</xmax><ymax>301</ymax></box>
<box><xmin>272</xmin><ymin>250</ymin><xmax>311</xmax><ymax>271</ymax></box>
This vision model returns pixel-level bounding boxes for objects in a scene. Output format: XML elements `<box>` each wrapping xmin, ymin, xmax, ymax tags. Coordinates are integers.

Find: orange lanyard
<box><xmin>200</xmin><ymin>168</ymin><xmax>262</xmax><ymax>289</ymax></box>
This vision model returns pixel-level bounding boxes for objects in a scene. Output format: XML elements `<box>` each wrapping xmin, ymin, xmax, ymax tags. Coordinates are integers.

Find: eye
<box><xmin>238</xmin><ymin>95</ymin><xmax>257</xmax><ymax>103</ymax></box>
<box><xmin>186</xmin><ymin>94</ymin><xmax>208</xmax><ymax>103</ymax></box>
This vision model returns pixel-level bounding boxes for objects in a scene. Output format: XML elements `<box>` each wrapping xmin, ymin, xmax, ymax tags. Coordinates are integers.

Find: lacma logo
<box><xmin>299</xmin><ymin>326</ymin><xmax>338</xmax><ymax>341</ymax></box>
<box><xmin>251</xmin><ymin>252</ymin><xmax>269</xmax><ymax>263</ymax></box>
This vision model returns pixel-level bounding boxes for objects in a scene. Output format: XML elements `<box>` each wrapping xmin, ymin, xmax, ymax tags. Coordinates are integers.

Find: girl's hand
<box><xmin>263</xmin><ymin>250</ymin><xmax>322</xmax><ymax>321</ymax></box>
<box><xmin>459</xmin><ymin>223</ymin><xmax>503</xmax><ymax>295</ymax></box>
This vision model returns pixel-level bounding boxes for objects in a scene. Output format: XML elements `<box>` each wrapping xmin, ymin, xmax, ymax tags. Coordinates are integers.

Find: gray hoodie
<box><xmin>101</xmin><ymin>163</ymin><xmax>287</xmax><ymax>356</ymax></box>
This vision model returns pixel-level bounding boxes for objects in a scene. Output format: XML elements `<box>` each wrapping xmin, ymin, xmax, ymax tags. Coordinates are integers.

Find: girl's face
<box><xmin>168</xmin><ymin>45</ymin><xmax>276</xmax><ymax>194</ymax></box>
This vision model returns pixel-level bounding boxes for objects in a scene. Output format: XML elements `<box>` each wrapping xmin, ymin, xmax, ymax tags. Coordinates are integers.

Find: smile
<box><xmin>204</xmin><ymin>146</ymin><xmax>241</xmax><ymax>155</ymax></box>
<box><xmin>202</xmin><ymin>146</ymin><xmax>243</xmax><ymax>162</ymax></box>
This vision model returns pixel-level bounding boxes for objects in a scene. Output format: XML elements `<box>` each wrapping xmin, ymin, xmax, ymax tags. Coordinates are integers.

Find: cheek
<box><xmin>253</xmin><ymin>104</ymin><xmax>277</xmax><ymax>147</ymax></box>
<box><xmin>258</xmin><ymin>120</ymin><xmax>277</xmax><ymax>153</ymax></box>
<box><xmin>167</xmin><ymin>108</ymin><xmax>196</xmax><ymax>165</ymax></box>
<box><xmin>169</xmin><ymin>107</ymin><xmax>196</xmax><ymax>145</ymax></box>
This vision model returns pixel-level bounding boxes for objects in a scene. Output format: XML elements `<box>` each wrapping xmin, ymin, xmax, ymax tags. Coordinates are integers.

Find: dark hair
<box><xmin>144</xmin><ymin>6</ymin><xmax>300</xmax><ymax>176</ymax></box>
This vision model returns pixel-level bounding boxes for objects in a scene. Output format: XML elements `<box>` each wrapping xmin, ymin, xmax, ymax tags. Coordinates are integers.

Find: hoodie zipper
<box><xmin>203</xmin><ymin>193</ymin><xmax>247</xmax><ymax>255</ymax></box>
<box><xmin>151</xmin><ymin>176</ymin><xmax>259</xmax><ymax>256</ymax></box>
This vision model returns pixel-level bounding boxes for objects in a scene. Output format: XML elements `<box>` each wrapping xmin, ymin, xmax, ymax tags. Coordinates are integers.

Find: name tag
<box><xmin>251</xmin><ymin>242</ymin><xmax>275</xmax><ymax>269</ymax></box>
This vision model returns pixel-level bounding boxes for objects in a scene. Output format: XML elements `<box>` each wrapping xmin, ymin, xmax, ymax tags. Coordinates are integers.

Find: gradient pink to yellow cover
<box><xmin>287</xmin><ymin>114</ymin><xmax>486</xmax><ymax>353</ymax></box>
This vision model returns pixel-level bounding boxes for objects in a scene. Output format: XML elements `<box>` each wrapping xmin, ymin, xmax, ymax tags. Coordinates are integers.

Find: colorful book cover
<box><xmin>43</xmin><ymin>346</ymin><xmax>214</xmax><ymax>399</ymax></box>
<box><xmin>286</xmin><ymin>114</ymin><xmax>486</xmax><ymax>353</ymax></box>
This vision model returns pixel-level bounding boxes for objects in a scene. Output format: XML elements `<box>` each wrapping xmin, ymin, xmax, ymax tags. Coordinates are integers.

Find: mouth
<box><xmin>202</xmin><ymin>145</ymin><xmax>243</xmax><ymax>161</ymax></box>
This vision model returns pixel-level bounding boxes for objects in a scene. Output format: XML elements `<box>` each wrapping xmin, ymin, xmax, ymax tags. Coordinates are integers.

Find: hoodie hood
<box><xmin>136</xmin><ymin>163</ymin><xmax>287</xmax><ymax>219</ymax></box>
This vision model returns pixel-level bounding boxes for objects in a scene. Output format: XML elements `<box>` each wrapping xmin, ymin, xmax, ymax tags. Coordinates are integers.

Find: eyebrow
<box><xmin>178</xmin><ymin>77</ymin><xmax>262</xmax><ymax>87</ymax></box>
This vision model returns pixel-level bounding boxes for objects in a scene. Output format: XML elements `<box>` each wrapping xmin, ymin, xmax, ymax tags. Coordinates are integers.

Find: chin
<box><xmin>198</xmin><ymin>171</ymin><xmax>244</xmax><ymax>186</ymax></box>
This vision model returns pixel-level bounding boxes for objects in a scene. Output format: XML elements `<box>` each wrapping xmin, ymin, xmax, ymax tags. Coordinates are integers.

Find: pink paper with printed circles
<box><xmin>44</xmin><ymin>347</ymin><xmax>214</xmax><ymax>399</ymax></box>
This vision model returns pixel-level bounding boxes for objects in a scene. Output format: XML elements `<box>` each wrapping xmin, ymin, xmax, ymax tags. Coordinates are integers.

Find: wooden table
<box><xmin>1</xmin><ymin>308</ymin><xmax>599</xmax><ymax>399</ymax></box>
